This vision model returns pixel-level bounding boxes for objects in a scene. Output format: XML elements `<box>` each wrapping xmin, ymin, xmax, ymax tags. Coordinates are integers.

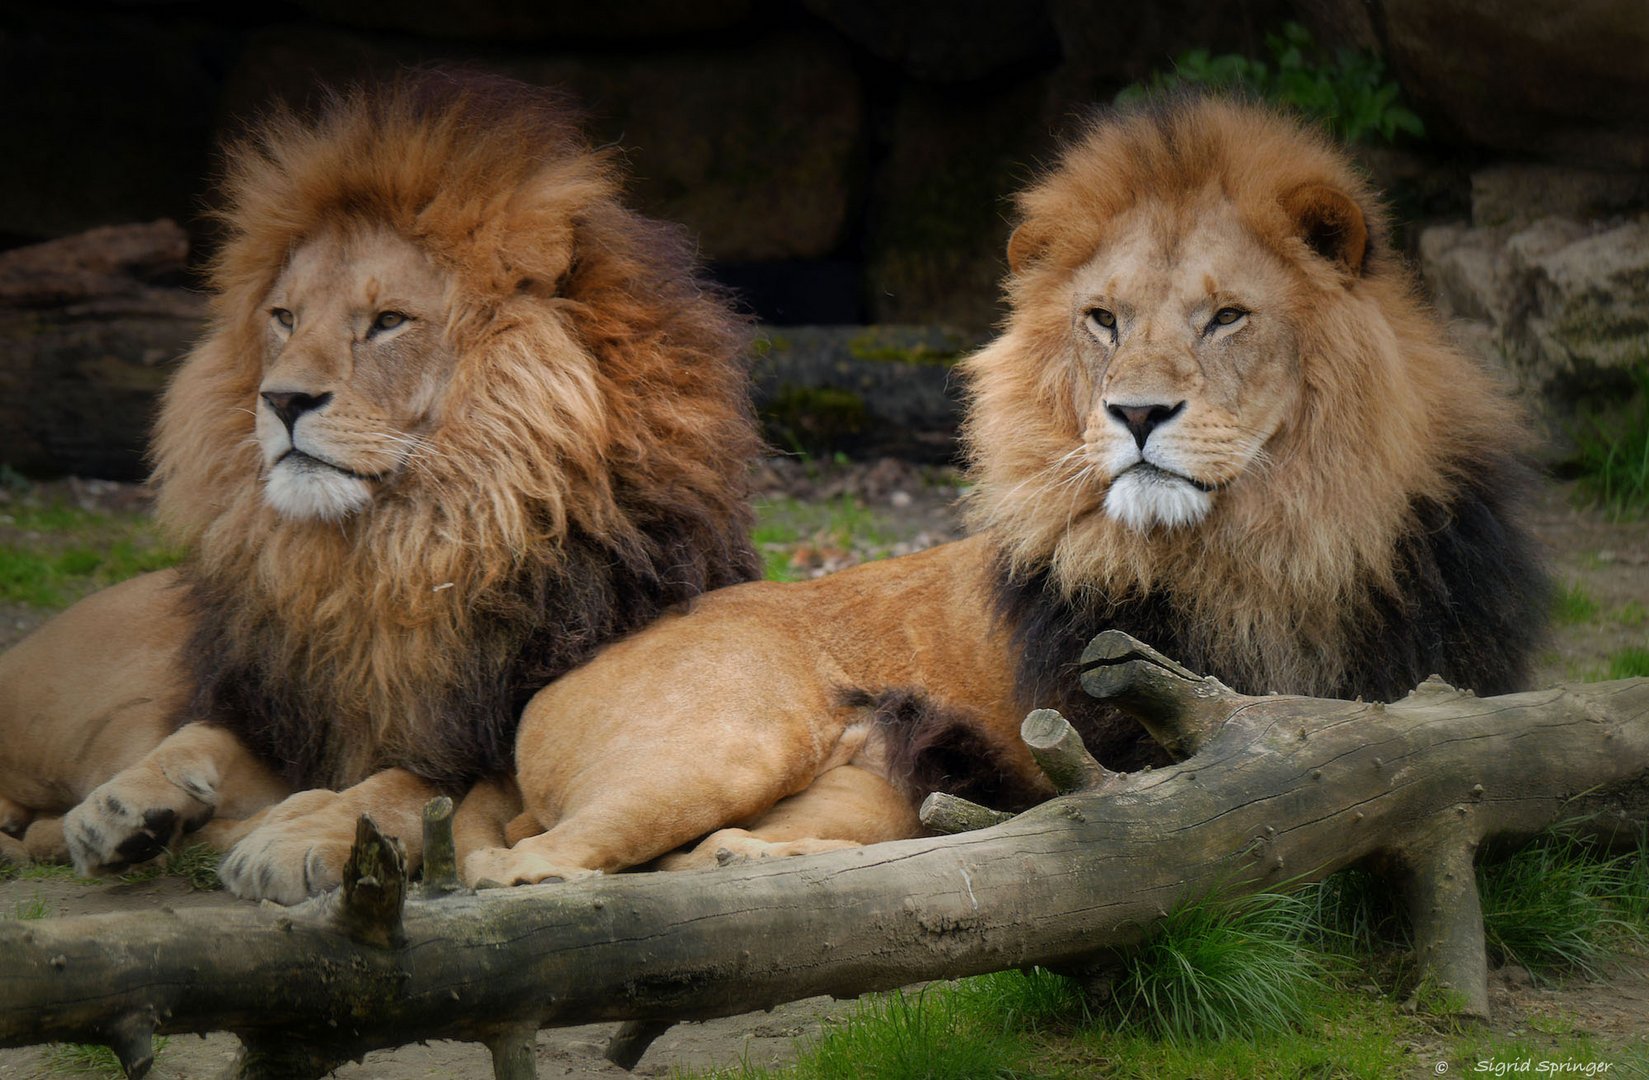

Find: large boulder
<box><xmin>1381</xmin><ymin>0</ymin><xmax>1649</xmax><ymax>168</ymax></box>
<box><xmin>863</xmin><ymin>76</ymin><xmax>1051</xmax><ymax>329</ymax></box>
<box><xmin>0</xmin><ymin>11</ymin><xmax>217</xmax><ymax>243</ymax></box>
<box><xmin>802</xmin><ymin>0</ymin><xmax>1055</xmax><ymax>82</ymax></box>
<box><xmin>1420</xmin><ymin>215</ymin><xmax>1649</xmax><ymax>427</ymax></box>
<box><xmin>0</xmin><ymin>222</ymin><xmax>204</xmax><ymax>480</ymax></box>
<box><xmin>220</xmin><ymin>27</ymin><xmax>863</xmax><ymax>265</ymax></box>
<box><xmin>751</xmin><ymin>325</ymin><xmax>986</xmax><ymax>462</ymax></box>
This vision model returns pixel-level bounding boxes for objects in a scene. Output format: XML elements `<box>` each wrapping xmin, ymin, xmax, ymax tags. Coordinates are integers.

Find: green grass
<box><xmin>1063</xmin><ymin>996</ymin><xmax>1412</xmax><ymax>1080</ymax></box>
<box><xmin>0</xmin><ymin>496</ymin><xmax>181</xmax><ymax>608</ymax></box>
<box><xmin>683</xmin><ymin>838</ymin><xmax>1649</xmax><ymax>1079</ymax></box>
<box><xmin>751</xmin><ymin>494</ymin><xmax>898</xmax><ymax>582</ymax></box>
<box><xmin>44</xmin><ymin>1039</ymin><xmax>167</xmax><ymax>1078</ymax></box>
<box><xmin>1573</xmin><ymin>364</ymin><xmax>1649</xmax><ymax>519</ymax></box>
<box><xmin>1554</xmin><ymin>582</ymin><xmax>1601</xmax><ymax>625</ymax></box>
<box><xmin>0</xmin><ymin>859</ymin><xmax>98</xmax><ymax>885</ymax></box>
<box><xmin>1479</xmin><ymin>832</ymin><xmax>1645</xmax><ymax>980</ymax></box>
<box><xmin>1118</xmin><ymin>21</ymin><xmax>1423</xmax><ymax>145</ymax></box>
<box><xmin>1607</xmin><ymin>647</ymin><xmax>1649</xmax><ymax>680</ymax></box>
<box><xmin>1110</xmin><ymin>890</ymin><xmax>1334</xmax><ymax>1044</ymax></box>
<box><xmin>8</xmin><ymin>895</ymin><xmax>50</xmax><ymax>919</ymax></box>
<box><xmin>0</xmin><ymin>845</ymin><xmax>221</xmax><ymax>890</ymax></box>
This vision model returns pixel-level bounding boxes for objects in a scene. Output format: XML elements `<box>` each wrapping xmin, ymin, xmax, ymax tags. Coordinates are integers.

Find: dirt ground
<box><xmin>1</xmin><ymin>463</ymin><xmax>1646</xmax><ymax>1077</ymax></box>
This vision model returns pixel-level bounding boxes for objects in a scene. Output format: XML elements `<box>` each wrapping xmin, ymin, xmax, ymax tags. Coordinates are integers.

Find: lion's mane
<box><xmin>150</xmin><ymin>74</ymin><xmax>761</xmax><ymax>789</ymax></box>
<box><xmin>961</xmin><ymin>97</ymin><xmax>1549</xmax><ymax>769</ymax></box>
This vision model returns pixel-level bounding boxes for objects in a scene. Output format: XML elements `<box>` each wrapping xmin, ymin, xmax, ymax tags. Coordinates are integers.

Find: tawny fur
<box><xmin>0</xmin><ymin>73</ymin><xmax>760</xmax><ymax>900</ymax></box>
<box><xmin>465</xmin><ymin>97</ymin><xmax>1548</xmax><ymax>888</ymax></box>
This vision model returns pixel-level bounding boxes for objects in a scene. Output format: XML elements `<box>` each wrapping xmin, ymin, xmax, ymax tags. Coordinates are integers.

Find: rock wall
<box><xmin>3</xmin><ymin>1</ymin><xmax>1645</xmax><ymax>476</ymax></box>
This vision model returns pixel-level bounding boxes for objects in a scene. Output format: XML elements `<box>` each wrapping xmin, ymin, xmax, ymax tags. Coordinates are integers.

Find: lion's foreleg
<box><xmin>62</xmin><ymin>722</ymin><xmax>288</xmax><ymax>874</ymax></box>
<box><xmin>217</xmin><ymin>768</ymin><xmax>440</xmax><ymax>904</ymax></box>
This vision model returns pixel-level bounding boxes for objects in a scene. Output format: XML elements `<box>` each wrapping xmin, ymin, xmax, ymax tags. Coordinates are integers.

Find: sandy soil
<box><xmin>1</xmin><ymin>464</ymin><xmax>1646</xmax><ymax>1077</ymax></box>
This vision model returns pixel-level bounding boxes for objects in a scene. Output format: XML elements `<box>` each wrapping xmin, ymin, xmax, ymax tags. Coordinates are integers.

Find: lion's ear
<box><xmin>1280</xmin><ymin>183</ymin><xmax>1368</xmax><ymax>277</ymax></box>
<box><xmin>1006</xmin><ymin>221</ymin><xmax>1044</xmax><ymax>275</ymax></box>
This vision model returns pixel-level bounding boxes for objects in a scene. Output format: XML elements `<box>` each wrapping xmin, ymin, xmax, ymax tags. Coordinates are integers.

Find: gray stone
<box><xmin>863</xmin><ymin>75</ymin><xmax>1051</xmax><ymax>328</ymax></box>
<box><xmin>1383</xmin><ymin>0</ymin><xmax>1649</xmax><ymax>168</ymax></box>
<box><xmin>751</xmin><ymin>325</ymin><xmax>988</xmax><ymax>462</ymax></box>
<box><xmin>804</xmin><ymin>0</ymin><xmax>1054</xmax><ymax>83</ymax></box>
<box><xmin>1419</xmin><ymin>216</ymin><xmax>1649</xmax><ymax>419</ymax></box>
<box><xmin>1472</xmin><ymin>165</ymin><xmax>1649</xmax><ymax>229</ymax></box>
<box><xmin>1515</xmin><ymin>220</ymin><xmax>1649</xmax><ymax>397</ymax></box>
<box><xmin>220</xmin><ymin>28</ymin><xmax>864</xmax><ymax>265</ymax></box>
<box><xmin>290</xmin><ymin>0</ymin><xmax>751</xmax><ymax>40</ymax></box>
<box><xmin>0</xmin><ymin>222</ymin><xmax>205</xmax><ymax>480</ymax></box>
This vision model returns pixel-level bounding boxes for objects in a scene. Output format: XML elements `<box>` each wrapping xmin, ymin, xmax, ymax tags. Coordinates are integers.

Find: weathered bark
<box><xmin>2</xmin><ymin>632</ymin><xmax>1646</xmax><ymax>1079</ymax></box>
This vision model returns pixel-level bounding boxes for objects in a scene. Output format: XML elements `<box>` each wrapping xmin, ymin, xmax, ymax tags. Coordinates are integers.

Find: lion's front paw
<box><xmin>64</xmin><ymin>768</ymin><xmax>216</xmax><ymax>875</ymax></box>
<box><xmin>462</xmin><ymin>847</ymin><xmax>601</xmax><ymax>889</ymax></box>
<box><xmin>219</xmin><ymin>813</ymin><xmax>355</xmax><ymax>905</ymax></box>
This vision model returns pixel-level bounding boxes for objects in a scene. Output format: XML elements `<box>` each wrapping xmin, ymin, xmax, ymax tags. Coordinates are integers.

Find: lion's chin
<box><xmin>1103</xmin><ymin>465</ymin><xmax>1212</xmax><ymax>532</ymax></box>
<box><xmin>263</xmin><ymin>456</ymin><xmax>373</xmax><ymax>522</ymax></box>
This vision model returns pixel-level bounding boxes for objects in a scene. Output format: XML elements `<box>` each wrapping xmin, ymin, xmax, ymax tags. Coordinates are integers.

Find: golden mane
<box><xmin>963</xmin><ymin>96</ymin><xmax>1536</xmax><ymax>698</ymax></box>
<box><xmin>150</xmin><ymin>73</ymin><xmax>760</xmax><ymax>788</ymax></box>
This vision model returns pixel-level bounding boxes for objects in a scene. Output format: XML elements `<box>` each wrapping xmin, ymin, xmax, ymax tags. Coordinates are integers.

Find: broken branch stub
<box><xmin>919</xmin><ymin>792</ymin><xmax>1016</xmax><ymax>834</ymax></box>
<box><xmin>1079</xmin><ymin>630</ymin><xmax>1246</xmax><ymax>757</ymax></box>
<box><xmin>1020</xmin><ymin>708</ymin><xmax>1117</xmax><ymax>793</ymax></box>
<box><xmin>334</xmin><ymin>815</ymin><xmax>406</xmax><ymax>949</ymax></box>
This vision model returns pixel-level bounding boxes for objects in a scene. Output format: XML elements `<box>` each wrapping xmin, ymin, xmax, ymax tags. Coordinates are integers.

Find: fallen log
<box><xmin>2</xmin><ymin>631</ymin><xmax>1646</xmax><ymax>1079</ymax></box>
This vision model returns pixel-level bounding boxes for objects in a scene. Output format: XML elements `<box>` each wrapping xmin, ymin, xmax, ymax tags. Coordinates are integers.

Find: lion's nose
<box><xmin>261</xmin><ymin>390</ymin><xmax>333</xmax><ymax>434</ymax></box>
<box><xmin>1106</xmin><ymin>400</ymin><xmax>1186</xmax><ymax>450</ymax></box>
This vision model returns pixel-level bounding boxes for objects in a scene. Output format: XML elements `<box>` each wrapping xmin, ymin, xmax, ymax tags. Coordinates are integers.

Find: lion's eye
<box><xmin>370</xmin><ymin>311</ymin><xmax>408</xmax><ymax>335</ymax></box>
<box><xmin>271</xmin><ymin>308</ymin><xmax>294</xmax><ymax>330</ymax></box>
<box><xmin>1208</xmin><ymin>307</ymin><xmax>1247</xmax><ymax>332</ymax></box>
<box><xmin>1087</xmin><ymin>308</ymin><xmax>1117</xmax><ymax>333</ymax></box>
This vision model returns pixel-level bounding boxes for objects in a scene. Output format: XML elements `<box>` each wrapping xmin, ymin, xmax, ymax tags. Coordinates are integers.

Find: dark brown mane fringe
<box><xmin>990</xmin><ymin>456</ymin><xmax>1551</xmax><ymax>772</ymax></box>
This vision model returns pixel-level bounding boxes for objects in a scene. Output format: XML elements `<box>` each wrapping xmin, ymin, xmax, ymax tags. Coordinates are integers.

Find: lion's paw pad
<box><xmin>64</xmin><ymin>779</ymin><xmax>212</xmax><ymax>875</ymax></box>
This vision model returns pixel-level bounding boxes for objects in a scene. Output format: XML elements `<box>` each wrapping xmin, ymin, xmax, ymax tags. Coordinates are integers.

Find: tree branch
<box><xmin>1</xmin><ymin>636</ymin><xmax>1644</xmax><ymax>1070</ymax></box>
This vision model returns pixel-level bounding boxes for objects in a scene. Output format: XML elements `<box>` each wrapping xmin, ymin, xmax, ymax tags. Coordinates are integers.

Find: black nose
<box><xmin>261</xmin><ymin>390</ymin><xmax>332</xmax><ymax>434</ymax></box>
<box><xmin>1106</xmin><ymin>400</ymin><xmax>1186</xmax><ymax>450</ymax></box>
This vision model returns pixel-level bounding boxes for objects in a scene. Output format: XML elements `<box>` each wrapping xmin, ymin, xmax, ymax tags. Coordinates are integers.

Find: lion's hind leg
<box><xmin>655</xmin><ymin>763</ymin><xmax>920</xmax><ymax>871</ymax></box>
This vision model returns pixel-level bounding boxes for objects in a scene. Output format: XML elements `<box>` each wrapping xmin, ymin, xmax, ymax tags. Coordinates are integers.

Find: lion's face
<box><xmin>255</xmin><ymin>228</ymin><xmax>456</xmax><ymax>521</ymax></box>
<box><xmin>1067</xmin><ymin>199</ymin><xmax>1302</xmax><ymax>532</ymax></box>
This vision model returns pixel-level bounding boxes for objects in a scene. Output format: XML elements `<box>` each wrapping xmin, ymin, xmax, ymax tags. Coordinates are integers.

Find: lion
<box><xmin>460</xmin><ymin>96</ymin><xmax>1550</xmax><ymax>887</ymax></box>
<box><xmin>0</xmin><ymin>72</ymin><xmax>762</xmax><ymax>903</ymax></box>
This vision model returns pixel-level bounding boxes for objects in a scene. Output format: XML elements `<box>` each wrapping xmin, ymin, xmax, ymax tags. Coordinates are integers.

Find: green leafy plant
<box><xmin>1120</xmin><ymin>22</ymin><xmax>1424</xmax><ymax>145</ymax></box>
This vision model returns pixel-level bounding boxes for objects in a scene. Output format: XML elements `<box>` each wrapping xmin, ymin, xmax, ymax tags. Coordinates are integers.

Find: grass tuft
<box><xmin>1553</xmin><ymin>582</ymin><xmax>1600</xmax><ymax>625</ymax></box>
<box><xmin>1478</xmin><ymin>832</ymin><xmax>1645</xmax><ymax>980</ymax></box>
<box><xmin>45</xmin><ymin>1039</ymin><xmax>167</xmax><ymax>1079</ymax></box>
<box><xmin>734</xmin><ymin>988</ymin><xmax>1021</xmax><ymax>1080</ymax></box>
<box><xmin>951</xmin><ymin>966</ymin><xmax>1091</xmax><ymax>1034</ymax></box>
<box><xmin>1573</xmin><ymin>363</ymin><xmax>1649</xmax><ymax>519</ymax></box>
<box><xmin>1607</xmin><ymin>647</ymin><xmax>1649</xmax><ymax>680</ymax></box>
<box><xmin>8</xmin><ymin>896</ymin><xmax>50</xmax><ymax>919</ymax></box>
<box><xmin>1110</xmin><ymin>890</ymin><xmax>1334</xmax><ymax>1044</ymax></box>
